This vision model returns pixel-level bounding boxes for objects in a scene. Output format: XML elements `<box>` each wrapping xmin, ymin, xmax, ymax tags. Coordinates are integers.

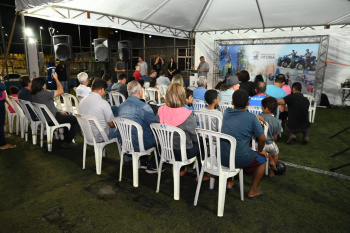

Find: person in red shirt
<box><xmin>133</xmin><ymin>65</ymin><xmax>142</xmax><ymax>81</ymax></box>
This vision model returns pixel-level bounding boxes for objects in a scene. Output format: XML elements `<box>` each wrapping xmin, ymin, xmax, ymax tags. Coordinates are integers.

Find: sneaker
<box><xmin>61</xmin><ymin>142</ymin><xmax>79</xmax><ymax>148</ymax></box>
<box><xmin>286</xmin><ymin>134</ymin><xmax>296</xmax><ymax>144</ymax></box>
<box><xmin>302</xmin><ymin>137</ymin><xmax>310</xmax><ymax>144</ymax></box>
<box><xmin>146</xmin><ymin>166</ymin><xmax>165</xmax><ymax>174</ymax></box>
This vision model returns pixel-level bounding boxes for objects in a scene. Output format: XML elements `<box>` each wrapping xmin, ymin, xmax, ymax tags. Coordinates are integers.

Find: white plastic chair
<box><xmin>304</xmin><ymin>94</ymin><xmax>316</xmax><ymax>123</ymax></box>
<box><xmin>194</xmin><ymin>128</ymin><xmax>243</xmax><ymax>217</ymax></box>
<box><xmin>77</xmin><ymin>95</ymin><xmax>84</xmax><ymax>102</ymax></box>
<box><xmin>110</xmin><ymin>91</ymin><xmax>126</xmax><ymax>106</ymax></box>
<box><xmin>150</xmin><ymin>123</ymin><xmax>198</xmax><ymax>200</ymax></box>
<box><xmin>194</xmin><ymin>110</ymin><xmax>223</xmax><ymax>132</ymax></box>
<box><xmin>157</xmin><ymin>84</ymin><xmax>168</xmax><ymax>97</ymax></box>
<box><xmin>187</xmin><ymin>86</ymin><xmax>197</xmax><ymax>90</ymax></box>
<box><xmin>192</xmin><ymin>99</ymin><xmax>207</xmax><ymax>111</ymax></box>
<box><xmin>247</xmin><ymin>106</ymin><xmax>263</xmax><ymax>114</ymax></box>
<box><xmin>146</xmin><ymin>87</ymin><xmax>163</xmax><ymax>106</ymax></box>
<box><xmin>5</xmin><ymin>100</ymin><xmax>18</xmax><ymax>134</ymax></box>
<box><xmin>73</xmin><ymin>87</ymin><xmax>77</xmax><ymax>93</ymax></box>
<box><xmin>218</xmin><ymin>101</ymin><xmax>233</xmax><ymax>115</ymax></box>
<box><xmin>8</xmin><ymin>96</ymin><xmax>28</xmax><ymax>140</ymax></box>
<box><xmin>53</xmin><ymin>96</ymin><xmax>67</xmax><ymax>111</ymax></box>
<box><xmin>32</xmin><ymin>102</ymin><xmax>71</xmax><ymax>152</ymax></box>
<box><xmin>62</xmin><ymin>93</ymin><xmax>79</xmax><ymax>115</ymax></box>
<box><xmin>144</xmin><ymin>82</ymin><xmax>150</xmax><ymax>89</ymax></box>
<box><xmin>113</xmin><ymin>117</ymin><xmax>158</xmax><ymax>187</ymax></box>
<box><xmin>251</xmin><ymin>121</ymin><xmax>269</xmax><ymax>176</ymax></box>
<box><xmin>18</xmin><ymin>100</ymin><xmax>43</xmax><ymax>146</ymax></box>
<box><xmin>76</xmin><ymin>114</ymin><xmax>121</xmax><ymax>175</ymax></box>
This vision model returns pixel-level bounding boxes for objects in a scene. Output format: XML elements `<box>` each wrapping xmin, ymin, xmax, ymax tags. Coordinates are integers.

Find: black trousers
<box><xmin>55</xmin><ymin>112</ymin><xmax>80</xmax><ymax>143</ymax></box>
<box><xmin>0</xmin><ymin>99</ymin><xmax>6</xmax><ymax>146</ymax></box>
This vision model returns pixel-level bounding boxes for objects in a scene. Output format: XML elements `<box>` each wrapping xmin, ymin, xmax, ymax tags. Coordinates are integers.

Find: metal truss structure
<box><xmin>23</xmin><ymin>6</ymin><xmax>190</xmax><ymax>39</ymax></box>
<box><xmin>213</xmin><ymin>35</ymin><xmax>330</xmax><ymax>104</ymax></box>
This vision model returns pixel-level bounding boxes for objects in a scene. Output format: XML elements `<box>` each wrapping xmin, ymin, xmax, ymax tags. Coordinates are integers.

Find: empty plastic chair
<box><xmin>5</xmin><ymin>100</ymin><xmax>18</xmax><ymax>134</ymax></box>
<box><xmin>76</xmin><ymin>114</ymin><xmax>121</xmax><ymax>175</ymax></box>
<box><xmin>110</xmin><ymin>91</ymin><xmax>126</xmax><ymax>106</ymax></box>
<box><xmin>8</xmin><ymin>96</ymin><xmax>28</xmax><ymax>140</ymax></box>
<box><xmin>146</xmin><ymin>87</ymin><xmax>163</xmax><ymax>106</ymax></box>
<box><xmin>62</xmin><ymin>93</ymin><xmax>79</xmax><ymax>115</ymax></box>
<box><xmin>194</xmin><ymin>128</ymin><xmax>243</xmax><ymax>217</ymax></box>
<box><xmin>113</xmin><ymin>117</ymin><xmax>158</xmax><ymax>187</ymax></box>
<box><xmin>304</xmin><ymin>94</ymin><xmax>317</xmax><ymax>123</ymax></box>
<box><xmin>150</xmin><ymin>123</ymin><xmax>198</xmax><ymax>200</ymax></box>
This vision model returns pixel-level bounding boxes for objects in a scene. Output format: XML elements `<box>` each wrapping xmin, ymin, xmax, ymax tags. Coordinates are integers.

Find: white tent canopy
<box><xmin>15</xmin><ymin>0</ymin><xmax>350</xmax><ymax>38</ymax></box>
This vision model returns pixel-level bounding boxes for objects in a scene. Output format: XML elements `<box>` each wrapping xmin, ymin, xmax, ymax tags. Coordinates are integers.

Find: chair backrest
<box><xmin>146</xmin><ymin>87</ymin><xmax>162</xmax><ymax>104</ymax></box>
<box><xmin>53</xmin><ymin>96</ymin><xmax>65</xmax><ymax>111</ymax></box>
<box><xmin>247</xmin><ymin>106</ymin><xmax>263</xmax><ymax>114</ymax></box>
<box><xmin>113</xmin><ymin>117</ymin><xmax>145</xmax><ymax>152</ymax></box>
<box><xmin>18</xmin><ymin>99</ymin><xmax>40</xmax><ymax>122</ymax></box>
<box><xmin>150</xmin><ymin>123</ymin><xmax>187</xmax><ymax>162</ymax></box>
<box><xmin>76</xmin><ymin>114</ymin><xmax>109</xmax><ymax>144</ymax></box>
<box><xmin>196</xmin><ymin>128</ymin><xmax>237</xmax><ymax>172</ymax></box>
<box><xmin>62</xmin><ymin>93</ymin><xmax>79</xmax><ymax>114</ymax></box>
<box><xmin>73</xmin><ymin>87</ymin><xmax>77</xmax><ymax>93</ymax></box>
<box><xmin>192</xmin><ymin>99</ymin><xmax>207</xmax><ymax>111</ymax></box>
<box><xmin>110</xmin><ymin>91</ymin><xmax>126</xmax><ymax>106</ymax></box>
<box><xmin>32</xmin><ymin>102</ymin><xmax>60</xmax><ymax>126</ymax></box>
<box><xmin>194</xmin><ymin>110</ymin><xmax>223</xmax><ymax>132</ymax></box>
<box><xmin>187</xmin><ymin>86</ymin><xmax>197</xmax><ymax>91</ymax></box>
<box><xmin>218</xmin><ymin>101</ymin><xmax>233</xmax><ymax>115</ymax></box>
<box><xmin>157</xmin><ymin>84</ymin><xmax>168</xmax><ymax>97</ymax></box>
<box><xmin>8</xmin><ymin>96</ymin><xmax>25</xmax><ymax>118</ymax></box>
<box><xmin>144</xmin><ymin>82</ymin><xmax>150</xmax><ymax>89</ymax></box>
<box><xmin>251</xmin><ymin>121</ymin><xmax>269</xmax><ymax>151</ymax></box>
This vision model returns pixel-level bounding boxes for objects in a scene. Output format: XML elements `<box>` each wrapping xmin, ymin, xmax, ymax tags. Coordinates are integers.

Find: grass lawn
<box><xmin>0</xmin><ymin>107</ymin><xmax>349</xmax><ymax>233</ymax></box>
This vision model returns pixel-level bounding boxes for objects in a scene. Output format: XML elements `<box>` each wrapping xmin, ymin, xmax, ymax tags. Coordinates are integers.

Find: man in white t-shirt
<box><xmin>76</xmin><ymin>72</ymin><xmax>91</xmax><ymax>99</ymax></box>
<box><xmin>137</xmin><ymin>56</ymin><xmax>148</xmax><ymax>79</ymax></box>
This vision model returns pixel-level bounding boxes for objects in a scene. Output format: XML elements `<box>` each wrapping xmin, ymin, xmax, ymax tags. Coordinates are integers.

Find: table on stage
<box><xmin>341</xmin><ymin>87</ymin><xmax>350</xmax><ymax>105</ymax></box>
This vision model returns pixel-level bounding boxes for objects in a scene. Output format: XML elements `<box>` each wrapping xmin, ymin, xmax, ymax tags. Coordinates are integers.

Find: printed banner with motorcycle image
<box><xmin>219</xmin><ymin>43</ymin><xmax>319</xmax><ymax>94</ymax></box>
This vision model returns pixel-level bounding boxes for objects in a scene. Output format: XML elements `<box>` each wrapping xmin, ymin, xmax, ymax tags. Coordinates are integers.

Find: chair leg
<box><xmin>25</xmin><ymin>120</ymin><xmax>29</xmax><ymax>141</ymax></box>
<box><xmin>265</xmin><ymin>155</ymin><xmax>269</xmax><ymax>176</ymax></box>
<box><xmin>239</xmin><ymin>170</ymin><xmax>244</xmax><ymax>201</ymax></box>
<box><xmin>40</xmin><ymin>124</ymin><xmax>44</xmax><ymax>148</ymax></box>
<box><xmin>47</xmin><ymin>128</ymin><xmax>52</xmax><ymax>152</ymax></box>
<box><xmin>16</xmin><ymin>116</ymin><xmax>19</xmax><ymax>135</ymax></box>
<box><xmin>119</xmin><ymin>151</ymin><xmax>125</xmax><ymax>182</ymax></box>
<box><xmin>217</xmin><ymin>175</ymin><xmax>228</xmax><ymax>217</ymax></box>
<box><xmin>194</xmin><ymin>168</ymin><xmax>205</xmax><ymax>206</ymax></box>
<box><xmin>94</xmin><ymin>147</ymin><xmax>101</xmax><ymax>175</ymax></box>
<box><xmin>209</xmin><ymin>177</ymin><xmax>215</xmax><ymax>189</ymax></box>
<box><xmin>173</xmin><ymin>165</ymin><xmax>181</xmax><ymax>200</ymax></box>
<box><xmin>82</xmin><ymin>142</ymin><xmax>87</xmax><ymax>169</ymax></box>
<box><xmin>132</xmin><ymin>153</ymin><xmax>139</xmax><ymax>187</ymax></box>
<box><xmin>156</xmin><ymin>160</ymin><xmax>164</xmax><ymax>193</ymax></box>
<box><xmin>20</xmin><ymin>118</ymin><xmax>25</xmax><ymax>139</ymax></box>
<box><xmin>32</xmin><ymin>122</ymin><xmax>38</xmax><ymax>145</ymax></box>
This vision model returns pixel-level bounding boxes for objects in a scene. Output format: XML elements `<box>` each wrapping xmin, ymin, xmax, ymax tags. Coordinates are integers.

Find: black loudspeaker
<box><xmin>118</xmin><ymin>40</ymin><xmax>132</xmax><ymax>62</ymax></box>
<box><xmin>94</xmin><ymin>38</ymin><xmax>109</xmax><ymax>62</ymax></box>
<box><xmin>53</xmin><ymin>35</ymin><xmax>72</xmax><ymax>61</ymax></box>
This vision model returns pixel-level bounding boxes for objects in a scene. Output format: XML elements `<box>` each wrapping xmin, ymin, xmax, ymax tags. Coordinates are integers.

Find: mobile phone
<box><xmin>52</xmin><ymin>68</ymin><xmax>55</xmax><ymax>73</ymax></box>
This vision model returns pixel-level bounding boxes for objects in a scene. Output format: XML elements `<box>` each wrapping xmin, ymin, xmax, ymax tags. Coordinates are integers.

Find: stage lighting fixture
<box><xmin>149</xmin><ymin>35</ymin><xmax>152</xmax><ymax>38</ymax></box>
<box><xmin>28</xmin><ymin>38</ymin><xmax>36</xmax><ymax>43</ymax></box>
<box><xmin>25</xmin><ymin>28</ymin><xmax>33</xmax><ymax>37</ymax></box>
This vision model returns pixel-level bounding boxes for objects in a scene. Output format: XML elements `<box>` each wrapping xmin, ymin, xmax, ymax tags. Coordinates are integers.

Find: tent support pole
<box><xmin>20</xmin><ymin>11</ymin><xmax>29</xmax><ymax>74</ymax></box>
<box><xmin>143</xmin><ymin>34</ymin><xmax>145</xmax><ymax>63</ymax></box>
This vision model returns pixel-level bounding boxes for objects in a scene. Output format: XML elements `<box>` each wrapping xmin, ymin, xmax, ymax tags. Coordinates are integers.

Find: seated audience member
<box><xmin>221</xmin><ymin>89</ymin><xmax>268</xmax><ymax>199</ymax></box>
<box><xmin>254</xmin><ymin>74</ymin><xmax>264</xmax><ymax>84</ymax></box>
<box><xmin>79</xmin><ymin>78</ymin><xmax>118</xmax><ymax>140</ymax></box>
<box><xmin>133</xmin><ymin>65</ymin><xmax>142</xmax><ymax>81</ymax></box>
<box><xmin>138</xmin><ymin>79</ymin><xmax>145</xmax><ymax>88</ymax></box>
<box><xmin>266</xmin><ymin>74</ymin><xmax>287</xmax><ymax>99</ymax></box>
<box><xmin>117</xmin><ymin>81</ymin><xmax>159</xmax><ymax>172</ymax></box>
<box><xmin>102</xmin><ymin>73</ymin><xmax>113</xmax><ymax>92</ymax></box>
<box><xmin>7</xmin><ymin>86</ymin><xmax>19</xmax><ymax>113</ymax></box>
<box><xmin>150</xmin><ymin>77</ymin><xmax>164</xmax><ymax>103</ymax></box>
<box><xmin>157</xmin><ymin>83</ymin><xmax>201</xmax><ymax>177</ymax></box>
<box><xmin>156</xmin><ymin>70</ymin><xmax>171</xmax><ymax>86</ymax></box>
<box><xmin>193</xmin><ymin>76</ymin><xmax>207</xmax><ymax>101</ymax></box>
<box><xmin>144</xmin><ymin>69</ymin><xmax>157</xmax><ymax>82</ymax></box>
<box><xmin>111</xmin><ymin>73</ymin><xmax>128</xmax><ymax>99</ymax></box>
<box><xmin>31</xmin><ymin>74</ymin><xmax>80</xmax><ymax>148</ymax></box>
<box><xmin>282</xmin><ymin>78</ymin><xmax>291</xmax><ymax>95</ymax></box>
<box><xmin>260</xmin><ymin>97</ymin><xmax>282</xmax><ymax>177</ymax></box>
<box><xmin>18</xmin><ymin>76</ymin><xmax>33</xmax><ymax>101</ymax></box>
<box><xmin>198</xmin><ymin>89</ymin><xmax>222</xmax><ymax>132</ymax></box>
<box><xmin>185</xmin><ymin>88</ymin><xmax>194</xmax><ymax>111</ymax></box>
<box><xmin>172</xmin><ymin>74</ymin><xmax>185</xmax><ymax>86</ymax></box>
<box><xmin>248</xmin><ymin>81</ymin><xmax>267</xmax><ymax>107</ymax></box>
<box><xmin>218</xmin><ymin>75</ymin><xmax>240</xmax><ymax>102</ymax></box>
<box><xmin>76</xmin><ymin>72</ymin><xmax>91</xmax><ymax>99</ymax></box>
<box><xmin>277</xmin><ymin>82</ymin><xmax>311</xmax><ymax>144</ymax></box>
<box><xmin>238</xmin><ymin>70</ymin><xmax>256</xmax><ymax>96</ymax></box>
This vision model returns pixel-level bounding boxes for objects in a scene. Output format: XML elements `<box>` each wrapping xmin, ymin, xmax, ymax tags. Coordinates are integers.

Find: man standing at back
<box><xmin>133</xmin><ymin>65</ymin><xmax>142</xmax><ymax>81</ymax></box>
<box><xmin>137</xmin><ymin>56</ymin><xmax>148</xmax><ymax>80</ymax></box>
<box><xmin>266</xmin><ymin>74</ymin><xmax>287</xmax><ymax>99</ymax></box>
<box><xmin>117</xmin><ymin>81</ymin><xmax>159</xmax><ymax>172</ymax></box>
<box><xmin>248</xmin><ymin>81</ymin><xmax>267</xmax><ymax>107</ymax></box>
<box><xmin>56</xmin><ymin>61</ymin><xmax>68</xmax><ymax>93</ymax></box>
<box><xmin>193</xmin><ymin>76</ymin><xmax>207</xmax><ymax>101</ymax></box>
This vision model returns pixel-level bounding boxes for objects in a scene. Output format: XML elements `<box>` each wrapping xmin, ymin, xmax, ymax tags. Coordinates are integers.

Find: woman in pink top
<box><xmin>7</xmin><ymin>86</ymin><xmax>20</xmax><ymax>113</ymax></box>
<box><xmin>282</xmin><ymin>78</ymin><xmax>292</xmax><ymax>95</ymax></box>
<box><xmin>156</xmin><ymin>83</ymin><xmax>201</xmax><ymax>177</ymax></box>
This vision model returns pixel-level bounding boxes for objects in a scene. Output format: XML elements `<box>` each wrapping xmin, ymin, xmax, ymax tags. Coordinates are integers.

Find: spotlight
<box><xmin>40</xmin><ymin>26</ymin><xmax>43</xmax><ymax>30</ymax></box>
<box><xmin>28</xmin><ymin>38</ymin><xmax>35</xmax><ymax>43</ymax></box>
<box><xmin>115</xmin><ymin>30</ymin><xmax>118</xmax><ymax>33</ymax></box>
<box><xmin>149</xmin><ymin>35</ymin><xmax>152</xmax><ymax>38</ymax></box>
<box><xmin>25</xmin><ymin>28</ymin><xmax>33</xmax><ymax>37</ymax></box>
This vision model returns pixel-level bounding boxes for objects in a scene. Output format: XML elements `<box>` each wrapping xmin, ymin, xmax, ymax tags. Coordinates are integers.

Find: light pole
<box><xmin>39</xmin><ymin>26</ymin><xmax>43</xmax><ymax>53</ymax></box>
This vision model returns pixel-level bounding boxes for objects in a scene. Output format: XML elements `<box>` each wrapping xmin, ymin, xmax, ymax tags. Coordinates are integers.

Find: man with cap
<box><xmin>218</xmin><ymin>75</ymin><xmax>241</xmax><ymax>102</ymax></box>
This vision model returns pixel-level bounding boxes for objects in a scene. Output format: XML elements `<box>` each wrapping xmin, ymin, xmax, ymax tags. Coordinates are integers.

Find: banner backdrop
<box><xmin>219</xmin><ymin>43</ymin><xmax>319</xmax><ymax>94</ymax></box>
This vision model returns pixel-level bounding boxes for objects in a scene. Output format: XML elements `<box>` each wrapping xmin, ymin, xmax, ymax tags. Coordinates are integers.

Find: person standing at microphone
<box><xmin>197</xmin><ymin>56</ymin><xmax>209</xmax><ymax>78</ymax></box>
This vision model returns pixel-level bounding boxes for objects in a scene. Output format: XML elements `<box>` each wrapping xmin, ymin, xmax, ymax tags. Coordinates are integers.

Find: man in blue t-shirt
<box><xmin>193</xmin><ymin>76</ymin><xmax>207</xmax><ymax>101</ymax></box>
<box><xmin>266</xmin><ymin>74</ymin><xmax>287</xmax><ymax>99</ymax></box>
<box><xmin>249</xmin><ymin>81</ymin><xmax>267</xmax><ymax>107</ymax></box>
<box><xmin>221</xmin><ymin>89</ymin><xmax>268</xmax><ymax>200</ymax></box>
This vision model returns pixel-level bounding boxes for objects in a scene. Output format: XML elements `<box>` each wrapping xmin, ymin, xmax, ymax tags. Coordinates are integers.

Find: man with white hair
<box><xmin>193</xmin><ymin>76</ymin><xmax>207</xmax><ymax>101</ymax></box>
<box><xmin>117</xmin><ymin>81</ymin><xmax>160</xmax><ymax>173</ymax></box>
<box><xmin>76</xmin><ymin>72</ymin><xmax>91</xmax><ymax>98</ymax></box>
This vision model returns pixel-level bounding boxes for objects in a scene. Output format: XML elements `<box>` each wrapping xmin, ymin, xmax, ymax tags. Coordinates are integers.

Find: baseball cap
<box><xmin>226</xmin><ymin>76</ymin><xmax>241</xmax><ymax>86</ymax></box>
